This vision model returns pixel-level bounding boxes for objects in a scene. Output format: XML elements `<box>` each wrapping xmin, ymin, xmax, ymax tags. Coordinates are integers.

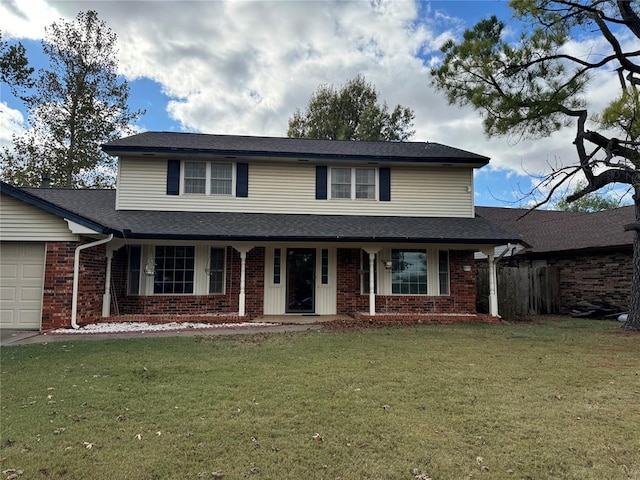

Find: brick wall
<box><xmin>41</xmin><ymin>238</ymin><xmax>106</xmax><ymax>330</ymax></box>
<box><xmin>115</xmin><ymin>247</ymin><xmax>265</xmax><ymax>319</ymax></box>
<box><xmin>337</xmin><ymin>248</ymin><xmax>478</xmax><ymax>315</ymax></box>
<box><xmin>546</xmin><ymin>249</ymin><xmax>632</xmax><ymax>313</ymax></box>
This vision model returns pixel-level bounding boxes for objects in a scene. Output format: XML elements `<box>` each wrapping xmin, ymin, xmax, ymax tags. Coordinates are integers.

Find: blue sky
<box><xmin>0</xmin><ymin>0</ymin><xmax>630</xmax><ymax>207</ymax></box>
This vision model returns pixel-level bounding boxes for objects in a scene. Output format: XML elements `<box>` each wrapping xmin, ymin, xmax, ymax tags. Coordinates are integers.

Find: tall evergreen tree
<box><xmin>431</xmin><ymin>0</ymin><xmax>640</xmax><ymax>330</ymax></box>
<box><xmin>1</xmin><ymin>11</ymin><xmax>143</xmax><ymax>188</ymax></box>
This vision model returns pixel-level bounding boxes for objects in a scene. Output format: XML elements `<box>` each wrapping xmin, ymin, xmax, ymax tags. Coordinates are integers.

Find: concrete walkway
<box><xmin>0</xmin><ymin>323</ymin><xmax>324</xmax><ymax>347</ymax></box>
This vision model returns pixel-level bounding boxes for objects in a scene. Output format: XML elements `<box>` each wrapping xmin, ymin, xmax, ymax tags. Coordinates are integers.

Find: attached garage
<box><xmin>1</xmin><ymin>242</ymin><xmax>45</xmax><ymax>330</ymax></box>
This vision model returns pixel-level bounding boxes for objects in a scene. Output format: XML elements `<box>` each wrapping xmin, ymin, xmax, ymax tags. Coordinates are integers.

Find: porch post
<box><xmin>233</xmin><ymin>246</ymin><xmax>254</xmax><ymax>317</ymax></box>
<box><xmin>363</xmin><ymin>247</ymin><xmax>381</xmax><ymax>316</ymax></box>
<box><xmin>102</xmin><ymin>248</ymin><xmax>113</xmax><ymax>317</ymax></box>
<box><xmin>487</xmin><ymin>252</ymin><xmax>499</xmax><ymax>317</ymax></box>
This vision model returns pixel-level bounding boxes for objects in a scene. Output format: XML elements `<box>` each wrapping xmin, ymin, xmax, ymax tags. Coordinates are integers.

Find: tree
<box><xmin>0</xmin><ymin>31</ymin><xmax>34</xmax><ymax>94</ymax></box>
<box><xmin>430</xmin><ymin>0</ymin><xmax>640</xmax><ymax>330</ymax></box>
<box><xmin>0</xmin><ymin>11</ymin><xmax>143</xmax><ymax>188</ymax></box>
<box><xmin>287</xmin><ymin>75</ymin><xmax>415</xmax><ymax>141</ymax></box>
<box><xmin>556</xmin><ymin>182</ymin><xmax>625</xmax><ymax>212</ymax></box>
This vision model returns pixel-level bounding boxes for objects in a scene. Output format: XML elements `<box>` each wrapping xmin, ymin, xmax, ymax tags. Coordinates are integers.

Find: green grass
<box><xmin>1</xmin><ymin>318</ymin><xmax>639</xmax><ymax>479</ymax></box>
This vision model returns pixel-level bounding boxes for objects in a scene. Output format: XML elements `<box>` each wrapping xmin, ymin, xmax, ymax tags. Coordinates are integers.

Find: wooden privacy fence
<box><xmin>476</xmin><ymin>265</ymin><xmax>560</xmax><ymax>320</ymax></box>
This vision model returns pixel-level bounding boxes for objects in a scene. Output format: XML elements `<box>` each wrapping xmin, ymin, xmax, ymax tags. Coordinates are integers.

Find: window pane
<box><xmin>211</xmin><ymin>163</ymin><xmax>233</xmax><ymax>195</ymax></box>
<box><xmin>154</xmin><ymin>245</ymin><xmax>195</xmax><ymax>294</ymax></box>
<box><xmin>128</xmin><ymin>246</ymin><xmax>141</xmax><ymax>295</ymax></box>
<box><xmin>331</xmin><ymin>168</ymin><xmax>351</xmax><ymax>198</ymax></box>
<box><xmin>355</xmin><ymin>168</ymin><xmax>375</xmax><ymax>199</ymax></box>
<box><xmin>321</xmin><ymin>249</ymin><xmax>329</xmax><ymax>285</ymax></box>
<box><xmin>209</xmin><ymin>247</ymin><xmax>226</xmax><ymax>294</ymax></box>
<box><xmin>392</xmin><ymin>249</ymin><xmax>427</xmax><ymax>294</ymax></box>
<box><xmin>439</xmin><ymin>250</ymin><xmax>450</xmax><ymax>295</ymax></box>
<box><xmin>184</xmin><ymin>162</ymin><xmax>206</xmax><ymax>194</ymax></box>
<box><xmin>361</xmin><ymin>250</ymin><xmax>377</xmax><ymax>294</ymax></box>
<box><xmin>273</xmin><ymin>248</ymin><xmax>281</xmax><ymax>284</ymax></box>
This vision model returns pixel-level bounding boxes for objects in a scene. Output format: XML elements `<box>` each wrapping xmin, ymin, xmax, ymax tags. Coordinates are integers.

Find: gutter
<box><xmin>71</xmin><ymin>234</ymin><xmax>114</xmax><ymax>329</ymax></box>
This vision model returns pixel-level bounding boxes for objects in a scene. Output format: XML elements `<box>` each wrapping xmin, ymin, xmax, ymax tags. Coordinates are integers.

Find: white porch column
<box><xmin>363</xmin><ymin>247</ymin><xmax>381</xmax><ymax>316</ymax></box>
<box><xmin>487</xmin><ymin>252</ymin><xmax>499</xmax><ymax>317</ymax></box>
<box><xmin>233</xmin><ymin>246</ymin><xmax>254</xmax><ymax>317</ymax></box>
<box><xmin>102</xmin><ymin>248</ymin><xmax>114</xmax><ymax>317</ymax></box>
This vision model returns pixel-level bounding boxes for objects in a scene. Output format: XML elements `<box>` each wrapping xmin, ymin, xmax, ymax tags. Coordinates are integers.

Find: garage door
<box><xmin>0</xmin><ymin>243</ymin><xmax>45</xmax><ymax>330</ymax></box>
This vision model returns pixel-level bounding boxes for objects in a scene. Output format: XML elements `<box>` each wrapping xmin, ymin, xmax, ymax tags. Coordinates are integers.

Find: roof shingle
<box><xmin>101</xmin><ymin>132</ymin><xmax>489</xmax><ymax>165</ymax></box>
<box><xmin>18</xmin><ymin>187</ymin><xmax>519</xmax><ymax>244</ymax></box>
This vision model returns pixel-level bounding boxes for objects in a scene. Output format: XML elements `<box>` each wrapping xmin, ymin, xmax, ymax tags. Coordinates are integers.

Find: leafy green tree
<box><xmin>287</xmin><ymin>75</ymin><xmax>415</xmax><ymax>141</ymax></box>
<box><xmin>0</xmin><ymin>31</ymin><xmax>33</xmax><ymax>94</ymax></box>
<box><xmin>0</xmin><ymin>11</ymin><xmax>143</xmax><ymax>188</ymax></box>
<box><xmin>431</xmin><ymin>0</ymin><xmax>640</xmax><ymax>330</ymax></box>
<box><xmin>556</xmin><ymin>182</ymin><xmax>625</xmax><ymax>212</ymax></box>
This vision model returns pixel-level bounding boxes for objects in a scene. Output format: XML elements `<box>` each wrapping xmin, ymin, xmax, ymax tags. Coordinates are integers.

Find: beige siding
<box><xmin>0</xmin><ymin>194</ymin><xmax>78</xmax><ymax>241</ymax></box>
<box><xmin>116</xmin><ymin>157</ymin><xmax>474</xmax><ymax>217</ymax></box>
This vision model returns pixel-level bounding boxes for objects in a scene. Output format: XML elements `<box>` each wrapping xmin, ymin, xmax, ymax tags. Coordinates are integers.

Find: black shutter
<box><xmin>236</xmin><ymin>163</ymin><xmax>249</xmax><ymax>197</ymax></box>
<box><xmin>379</xmin><ymin>167</ymin><xmax>391</xmax><ymax>201</ymax></box>
<box><xmin>166</xmin><ymin>159</ymin><xmax>180</xmax><ymax>195</ymax></box>
<box><xmin>316</xmin><ymin>165</ymin><xmax>327</xmax><ymax>200</ymax></box>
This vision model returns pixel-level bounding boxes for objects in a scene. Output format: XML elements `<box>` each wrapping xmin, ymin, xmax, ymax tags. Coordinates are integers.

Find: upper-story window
<box><xmin>182</xmin><ymin>161</ymin><xmax>234</xmax><ymax>195</ymax></box>
<box><xmin>330</xmin><ymin>167</ymin><xmax>377</xmax><ymax>200</ymax></box>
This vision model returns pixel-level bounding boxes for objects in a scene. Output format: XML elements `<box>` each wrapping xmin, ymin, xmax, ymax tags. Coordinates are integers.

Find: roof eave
<box><xmin>101</xmin><ymin>145</ymin><xmax>489</xmax><ymax>167</ymax></box>
<box><xmin>0</xmin><ymin>181</ymin><xmax>114</xmax><ymax>235</ymax></box>
<box><xmin>117</xmin><ymin>231</ymin><xmax>518</xmax><ymax>244</ymax></box>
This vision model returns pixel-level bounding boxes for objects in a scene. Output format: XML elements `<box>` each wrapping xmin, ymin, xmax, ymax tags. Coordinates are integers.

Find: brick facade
<box><xmin>41</xmin><ymin>243</ymin><xmax>482</xmax><ymax>329</ymax></box>
<box><xmin>41</xmin><ymin>238</ymin><xmax>106</xmax><ymax>330</ymax></box>
<box><xmin>545</xmin><ymin>249</ymin><xmax>632</xmax><ymax>313</ymax></box>
<box><xmin>338</xmin><ymin>248</ymin><xmax>478</xmax><ymax>315</ymax></box>
<box><xmin>114</xmin><ymin>247</ymin><xmax>265</xmax><ymax>319</ymax></box>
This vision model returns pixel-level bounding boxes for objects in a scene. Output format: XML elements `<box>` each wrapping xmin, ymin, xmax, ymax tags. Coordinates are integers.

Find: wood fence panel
<box><xmin>476</xmin><ymin>264</ymin><xmax>560</xmax><ymax>320</ymax></box>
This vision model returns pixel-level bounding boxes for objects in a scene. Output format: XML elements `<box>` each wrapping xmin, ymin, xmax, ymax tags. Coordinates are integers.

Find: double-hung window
<box><xmin>391</xmin><ymin>249</ymin><xmax>427</xmax><ymax>294</ymax></box>
<box><xmin>360</xmin><ymin>250</ymin><xmax>377</xmax><ymax>294</ymax></box>
<box><xmin>330</xmin><ymin>167</ymin><xmax>376</xmax><ymax>200</ymax></box>
<box><xmin>438</xmin><ymin>250</ymin><xmax>450</xmax><ymax>295</ymax></box>
<box><xmin>208</xmin><ymin>247</ymin><xmax>226</xmax><ymax>294</ymax></box>
<box><xmin>183</xmin><ymin>161</ymin><xmax>234</xmax><ymax>195</ymax></box>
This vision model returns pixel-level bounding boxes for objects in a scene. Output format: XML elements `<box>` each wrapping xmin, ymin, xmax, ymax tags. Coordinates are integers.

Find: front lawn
<box><xmin>1</xmin><ymin>318</ymin><xmax>638</xmax><ymax>479</ymax></box>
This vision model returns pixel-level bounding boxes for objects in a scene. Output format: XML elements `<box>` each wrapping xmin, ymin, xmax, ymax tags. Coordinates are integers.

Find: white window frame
<box><xmin>391</xmin><ymin>248</ymin><xmax>428</xmax><ymax>295</ymax></box>
<box><xmin>208</xmin><ymin>247</ymin><xmax>227</xmax><ymax>295</ymax></box>
<box><xmin>329</xmin><ymin>167</ymin><xmax>378</xmax><ymax>200</ymax></box>
<box><xmin>438</xmin><ymin>250</ymin><xmax>450</xmax><ymax>296</ymax></box>
<box><xmin>181</xmin><ymin>161</ymin><xmax>236</xmax><ymax>196</ymax></box>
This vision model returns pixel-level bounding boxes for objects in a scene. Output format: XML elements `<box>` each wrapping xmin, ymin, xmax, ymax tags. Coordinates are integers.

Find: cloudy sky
<box><xmin>0</xmin><ymin>0</ymin><xmax>632</xmax><ymax>207</ymax></box>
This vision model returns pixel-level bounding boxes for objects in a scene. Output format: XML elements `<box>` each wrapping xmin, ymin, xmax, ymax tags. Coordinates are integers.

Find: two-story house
<box><xmin>0</xmin><ymin>132</ymin><xmax>520</xmax><ymax>331</ymax></box>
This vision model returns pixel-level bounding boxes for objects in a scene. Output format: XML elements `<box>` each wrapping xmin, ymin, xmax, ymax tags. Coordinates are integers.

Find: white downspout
<box><xmin>72</xmin><ymin>234</ymin><xmax>114</xmax><ymax>329</ymax></box>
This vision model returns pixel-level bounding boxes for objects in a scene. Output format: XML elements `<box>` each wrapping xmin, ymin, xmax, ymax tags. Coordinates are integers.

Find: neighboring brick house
<box><xmin>476</xmin><ymin>206</ymin><xmax>634</xmax><ymax>314</ymax></box>
<box><xmin>0</xmin><ymin>132</ymin><xmax>520</xmax><ymax>331</ymax></box>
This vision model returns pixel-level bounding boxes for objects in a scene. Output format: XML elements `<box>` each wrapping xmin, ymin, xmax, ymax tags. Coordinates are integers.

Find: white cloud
<box><xmin>0</xmin><ymin>102</ymin><xmax>25</xmax><ymax>150</ymax></box>
<box><xmin>0</xmin><ymin>0</ymin><xmax>60</xmax><ymax>39</ymax></box>
<box><xmin>0</xmin><ymin>0</ymin><xmax>632</xmax><ymax>193</ymax></box>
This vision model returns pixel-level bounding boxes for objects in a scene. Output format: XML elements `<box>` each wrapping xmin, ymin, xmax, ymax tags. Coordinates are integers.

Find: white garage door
<box><xmin>0</xmin><ymin>242</ymin><xmax>45</xmax><ymax>330</ymax></box>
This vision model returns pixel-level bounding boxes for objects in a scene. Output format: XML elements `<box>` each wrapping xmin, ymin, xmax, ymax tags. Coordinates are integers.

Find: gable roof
<box><xmin>475</xmin><ymin>205</ymin><xmax>634</xmax><ymax>254</ymax></box>
<box><xmin>101</xmin><ymin>132</ymin><xmax>490</xmax><ymax>166</ymax></box>
<box><xmin>2</xmin><ymin>184</ymin><xmax>520</xmax><ymax>244</ymax></box>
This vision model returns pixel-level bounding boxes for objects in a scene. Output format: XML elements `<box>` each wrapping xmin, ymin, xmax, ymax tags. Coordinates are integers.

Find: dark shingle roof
<box><xmin>475</xmin><ymin>206</ymin><xmax>634</xmax><ymax>253</ymax></box>
<box><xmin>16</xmin><ymin>187</ymin><xmax>519</xmax><ymax>244</ymax></box>
<box><xmin>101</xmin><ymin>132</ymin><xmax>489</xmax><ymax>165</ymax></box>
